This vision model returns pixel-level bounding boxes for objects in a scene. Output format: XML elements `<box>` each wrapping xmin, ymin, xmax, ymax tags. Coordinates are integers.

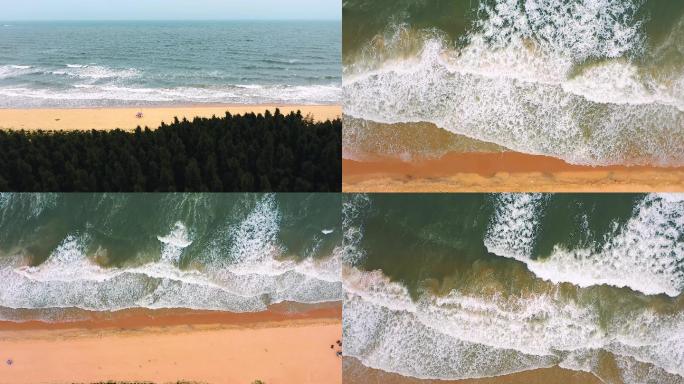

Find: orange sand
<box><xmin>0</xmin><ymin>105</ymin><xmax>341</xmax><ymax>131</ymax></box>
<box><xmin>343</xmin><ymin>152</ymin><xmax>684</xmax><ymax>192</ymax></box>
<box><xmin>0</xmin><ymin>305</ymin><xmax>342</xmax><ymax>384</ymax></box>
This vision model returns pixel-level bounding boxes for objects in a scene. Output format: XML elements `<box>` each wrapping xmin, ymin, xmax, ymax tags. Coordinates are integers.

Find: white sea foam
<box><xmin>484</xmin><ymin>193</ymin><xmax>547</xmax><ymax>257</ymax></box>
<box><xmin>344</xmin><ymin>38</ymin><xmax>684</xmax><ymax>166</ymax></box>
<box><xmin>342</xmin><ymin>190</ymin><xmax>684</xmax><ymax>382</ymax></box>
<box><xmin>485</xmin><ymin>194</ymin><xmax>684</xmax><ymax>297</ymax></box>
<box><xmin>0</xmin><ymin>65</ymin><xmax>36</xmax><ymax>79</ymax></box>
<box><xmin>0</xmin><ymin>193</ymin><xmax>10</xmax><ymax>210</ymax></box>
<box><xmin>342</xmin><ymin>194</ymin><xmax>370</xmax><ymax>266</ymax></box>
<box><xmin>0</xmin><ymin>195</ymin><xmax>342</xmax><ymax>315</ymax></box>
<box><xmin>157</xmin><ymin>222</ymin><xmax>193</xmax><ymax>265</ymax></box>
<box><xmin>343</xmin><ymin>267</ymin><xmax>684</xmax><ymax>383</ymax></box>
<box><xmin>49</xmin><ymin>65</ymin><xmax>140</xmax><ymax>80</ymax></box>
<box><xmin>0</xmin><ymin>83</ymin><xmax>341</xmax><ymax>107</ymax></box>
<box><xmin>472</xmin><ymin>0</ymin><xmax>644</xmax><ymax>61</ymax></box>
<box><xmin>228</xmin><ymin>194</ymin><xmax>282</xmax><ymax>267</ymax></box>
<box><xmin>562</xmin><ymin>61</ymin><xmax>683</xmax><ymax>108</ymax></box>
<box><xmin>344</xmin><ymin>0</ymin><xmax>684</xmax><ymax>166</ymax></box>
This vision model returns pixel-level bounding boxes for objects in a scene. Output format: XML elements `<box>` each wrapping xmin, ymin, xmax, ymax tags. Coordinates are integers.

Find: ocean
<box><xmin>0</xmin><ymin>193</ymin><xmax>342</xmax><ymax>321</ymax></box>
<box><xmin>342</xmin><ymin>193</ymin><xmax>684</xmax><ymax>384</ymax></box>
<box><xmin>0</xmin><ymin>21</ymin><xmax>341</xmax><ymax>107</ymax></box>
<box><xmin>342</xmin><ymin>0</ymin><xmax>684</xmax><ymax>166</ymax></box>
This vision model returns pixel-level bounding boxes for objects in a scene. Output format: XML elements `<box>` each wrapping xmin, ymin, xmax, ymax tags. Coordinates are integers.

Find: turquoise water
<box><xmin>0</xmin><ymin>21</ymin><xmax>341</xmax><ymax>107</ymax></box>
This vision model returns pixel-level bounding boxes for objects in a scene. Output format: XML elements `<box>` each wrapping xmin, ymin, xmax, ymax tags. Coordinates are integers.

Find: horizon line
<box><xmin>0</xmin><ymin>18</ymin><xmax>340</xmax><ymax>22</ymax></box>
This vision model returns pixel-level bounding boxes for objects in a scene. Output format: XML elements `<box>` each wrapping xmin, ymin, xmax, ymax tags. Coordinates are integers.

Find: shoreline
<box><xmin>343</xmin><ymin>152</ymin><xmax>684</xmax><ymax>192</ymax></box>
<box><xmin>0</xmin><ymin>303</ymin><xmax>342</xmax><ymax>384</ymax></box>
<box><xmin>0</xmin><ymin>104</ymin><xmax>342</xmax><ymax>131</ymax></box>
<box><xmin>343</xmin><ymin>357</ymin><xmax>604</xmax><ymax>384</ymax></box>
<box><xmin>0</xmin><ymin>301</ymin><xmax>342</xmax><ymax>331</ymax></box>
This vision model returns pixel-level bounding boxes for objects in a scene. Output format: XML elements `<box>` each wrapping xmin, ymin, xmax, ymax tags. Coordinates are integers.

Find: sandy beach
<box><xmin>343</xmin><ymin>357</ymin><xmax>603</xmax><ymax>384</ymax></box>
<box><xmin>0</xmin><ymin>304</ymin><xmax>342</xmax><ymax>384</ymax></box>
<box><xmin>343</xmin><ymin>152</ymin><xmax>684</xmax><ymax>192</ymax></box>
<box><xmin>0</xmin><ymin>105</ymin><xmax>341</xmax><ymax>131</ymax></box>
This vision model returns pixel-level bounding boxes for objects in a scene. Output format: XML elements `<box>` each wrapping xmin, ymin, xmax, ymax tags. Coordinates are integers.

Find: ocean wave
<box><xmin>48</xmin><ymin>64</ymin><xmax>140</xmax><ymax>80</ymax></box>
<box><xmin>341</xmin><ymin>192</ymin><xmax>684</xmax><ymax>382</ymax></box>
<box><xmin>344</xmin><ymin>37</ymin><xmax>684</xmax><ymax>166</ymax></box>
<box><xmin>157</xmin><ymin>222</ymin><xmax>193</xmax><ymax>265</ymax></box>
<box><xmin>0</xmin><ymin>195</ymin><xmax>342</xmax><ymax>316</ymax></box>
<box><xmin>343</xmin><ymin>266</ymin><xmax>684</xmax><ymax>383</ymax></box>
<box><xmin>471</xmin><ymin>0</ymin><xmax>644</xmax><ymax>62</ymax></box>
<box><xmin>0</xmin><ymin>65</ymin><xmax>37</xmax><ymax>79</ymax></box>
<box><xmin>343</xmin><ymin>1</ymin><xmax>684</xmax><ymax>166</ymax></box>
<box><xmin>342</xmin><ymin>194</ymin><xmax>370</xmax><ymax>266</ymax></box>
<box><xmin>485</xmin><ymin>193</ymin><xmax>684</xmax><ymax>297</ymax></box>
<box><xmin>344</xmin><ymin>193</ymin><xmax>684</xmax><ymax>297</ymax></box>
<box><xmin>0</xmin><ymin>63</ymin><xmax>139</xmax><ymax>82</ymax></box>
<box><xmin>0</xmin><ymin>83</ymin><xmax>342</xmax><ymax>107</ymax></box>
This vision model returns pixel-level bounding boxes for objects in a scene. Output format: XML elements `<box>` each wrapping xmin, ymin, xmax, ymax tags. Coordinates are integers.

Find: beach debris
<box><xmin>6</xmin><ymin>359</ymin><xmax>13</xmax><ymax>366</ymax></box>
<box><xmin>136</xmin><ymin>112</ymin><xmax>144</xmax><ymax>118</ymax></box>
<box><xmin>322</xmin><ymin>229</ymin><xmax>334</xmax><ymax>235</ymax></box>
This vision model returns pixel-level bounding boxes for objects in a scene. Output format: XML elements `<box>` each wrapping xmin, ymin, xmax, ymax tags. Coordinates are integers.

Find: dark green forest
<box><xmin>0</xmin><ymin>109</ymin><xmax>341</xmax><ymax>192</ymax></box>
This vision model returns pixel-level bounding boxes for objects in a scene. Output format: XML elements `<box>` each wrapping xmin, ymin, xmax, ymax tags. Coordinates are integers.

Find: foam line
<box><xmin>344</xmin><ymin>0</ymin><xmax>684</xmax><ymax>166</ymax></box>
<box><xmin>485</xmin><ymin>194</ymin><xmax>684</xmax><ymax>297</ymax></box>
<box><xmin>0</xmin><ymin>196</ymin><xmax>342</xmax><ymax>316</ymax></box>
<box><xmin>343</xmin><ymin>267</ymin><xmax>684</xmax><ymax>383</ymax></box>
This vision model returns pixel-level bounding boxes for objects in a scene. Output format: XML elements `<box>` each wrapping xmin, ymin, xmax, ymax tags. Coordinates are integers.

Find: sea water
<box><xmin>342</xmin><ymin>0</ymin><xmax>684</xmax><ymax>166</ymax></box>
<box><xmin>342</xmin><ymin>193</ymin><xmax>684</xmax><ymax>384</ymax></box>
<box><xmin>0</xmin><ymin>193</ymin><xmax>342</xmax><ymax>319</ymax></box>
<box><xmin>0</xmin><ymin>21</ymin><xmax>341</xmax><ymax>107</ymax></box>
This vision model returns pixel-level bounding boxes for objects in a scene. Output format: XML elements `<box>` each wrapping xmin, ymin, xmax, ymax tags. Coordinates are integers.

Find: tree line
<box><xmin>0</xmin><ymin>109</ymin><xmax>341</xmax><ymax>192</ymax></box>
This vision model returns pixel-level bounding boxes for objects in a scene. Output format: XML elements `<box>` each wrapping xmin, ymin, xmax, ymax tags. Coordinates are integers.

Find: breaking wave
<box><xmin>0</xmin><ymin>195</ymin><xmax>342</xmax><ymax>317</ymax></box>
<box><xmin>343</xmin><ymin>267</ymin><xmax>684</xmax><ymax>383</ymax></box>
<box><xmin>0</xmin><ymin>83</ymin><xmax>341</xmax><ymax>108</ymax></box>
<box><xmin>485</xmin><ymin>193</ymin><xmax>684</xmax><ymax>297</ymax></box>
<box><xmin>343</xmin><ymin>0</ymin><xmax>684</xmax><ymax>166</ymax></box>
<box><xmin>342</xmin><ymin>193</ymin><xmax>684</xmax><ymax>383</ymax></box>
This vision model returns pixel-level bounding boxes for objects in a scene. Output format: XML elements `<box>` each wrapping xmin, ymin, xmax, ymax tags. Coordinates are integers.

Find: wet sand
<box><xmin>343</xmin><ymin>152</ymin><xmax>684</xmax><ymax>192</ymax></box>
<box><xmin>343</xmin><ymin>357</ymin><xmax>603</xmax><ymax>384</ymax></box>
<box><xmin>0</xmin><ymin>104</ymin><xmax>341</xmax><ymax>131</ymax></box>
<box><xmin>0</xmin><ymin>304</ymin><xmax>342</xmax><ymax>384</ymax></box>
